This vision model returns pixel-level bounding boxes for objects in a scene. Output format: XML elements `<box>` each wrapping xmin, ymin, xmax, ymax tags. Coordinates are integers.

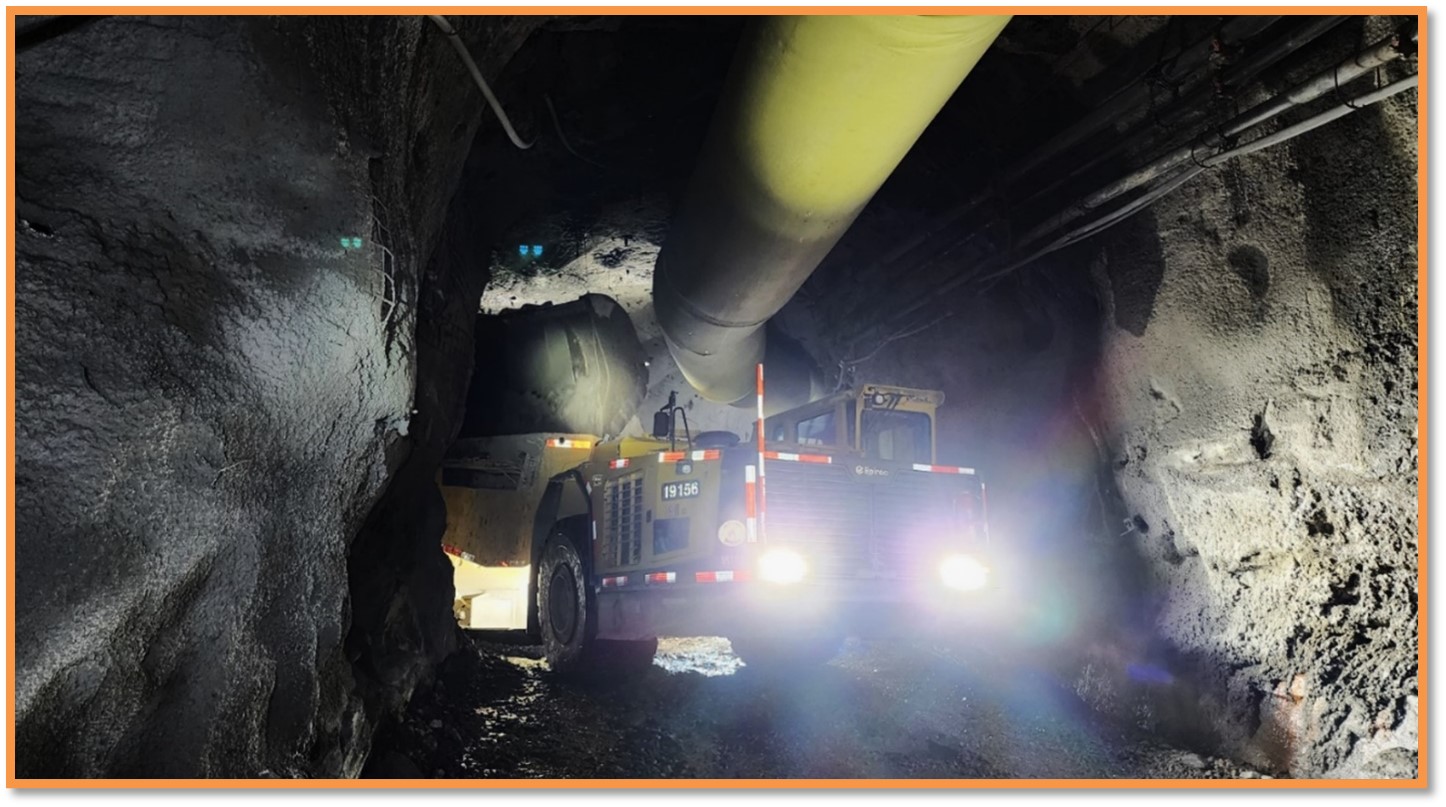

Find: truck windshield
<box><xmin>860</xmin><ymin>409</ymin><xmax>931</xmax><ymax>463</ymax></box>
<box><xmin>797</xmin><ymin>410</ymin><xmax>835</xmax><ymax>446</ymax></box>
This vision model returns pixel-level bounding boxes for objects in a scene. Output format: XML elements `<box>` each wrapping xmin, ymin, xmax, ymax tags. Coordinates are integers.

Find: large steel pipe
<box><xmin>653</xmin><ymin>14</ymin><xmax>1010</xmax><ymax>410</ymax></box>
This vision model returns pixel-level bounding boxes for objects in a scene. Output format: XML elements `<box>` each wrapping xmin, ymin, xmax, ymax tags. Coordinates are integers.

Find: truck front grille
<box><xmin>764</xmin><ymin>460</ymin><xmax>965</xmax><ymax>580</ymax></box>
<box><xmin>603</xmin><ymin>472</ymin><xmax>644</xmax><ymax>567</ymax></box>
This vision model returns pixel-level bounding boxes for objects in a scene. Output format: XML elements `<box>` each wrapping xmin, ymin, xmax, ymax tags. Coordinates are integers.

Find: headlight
<box><xmin>940</xmin><ymin>554</ymin><xmax>989</xmax><ymax>591</ymax></box>
<box><xmin>758</xmin><ymin>548</ymin><xmax>808</xmax><ymax>584</ymax></box>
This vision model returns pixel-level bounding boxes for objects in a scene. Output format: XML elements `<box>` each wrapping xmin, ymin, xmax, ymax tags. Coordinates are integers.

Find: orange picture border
<box><xmin>3</xmin><ymin>4</ymin><xmax>1429</xmax><ymax>790</ymax></box>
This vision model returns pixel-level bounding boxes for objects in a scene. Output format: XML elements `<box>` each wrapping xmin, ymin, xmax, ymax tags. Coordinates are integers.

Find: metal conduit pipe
<box><xmin>882</xmin><ymin>66</ymin><xmax>1417</xmax><ymax>327</ymax></box>
<box><xmin>985</xmin><ymin>71</ymin><xmax>1420</xmax><ymax>283</ymax></box>
<box><xmin>1016</xmin><ymin>27</ymin><xmax>1415</xmax><ymax>250</ymax></box>
<box><xmin>998</xmin><ymin>15</ymin><xmax>1280</xmax><ymax>187</ymax></box>
<box><xmin>652</xmin><ymin>14</ymin><xmax>1010</xmax><ymax>410</ymax></box>
<box><xmin>1010</xmin><ymin>15</ymin><xmax>1350</xmax><ymax>213</ymax></box>
<box><xmin>1083</xmin><ymin>29</ymin><xmax>1414</xmax><ymax>209</ymax></box>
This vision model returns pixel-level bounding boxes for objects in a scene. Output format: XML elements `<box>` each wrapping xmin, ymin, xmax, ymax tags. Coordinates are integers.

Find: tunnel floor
<box><xmin>365</xmin><ymin>635</ymin><xmax>1272</xmax><ymax>780</ymax></box>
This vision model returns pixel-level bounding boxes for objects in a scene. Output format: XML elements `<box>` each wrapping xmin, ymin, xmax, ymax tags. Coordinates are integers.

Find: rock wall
<box><xmin>295</xmin><ymin>13</ymin><xmax>542</xmax><ymax>771</ymax></box>
<box><xmin>1089</xmin><ymin>49</ymin><xmax>1419</xmax><ymax>777</ymax></box>
<box><xmin>14</xmin><ymin>14</ymin><xmax>537</xmax><ymax>777</ymax></box>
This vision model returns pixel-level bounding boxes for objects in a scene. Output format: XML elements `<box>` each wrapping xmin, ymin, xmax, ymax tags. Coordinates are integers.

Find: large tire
<box><xmin>536</xmin><ymin>529</ymin><xmax>659</xmax><ymax>676</ymax></box>
<box><xmin>728</xmin><ymin>630</ymin><xmax>844</xmax><ymax>672</ymax></box>
<box><xmin>536</xmin><ymin>530</ymin><xmax>594</xmax><ymax>674</ymax></box>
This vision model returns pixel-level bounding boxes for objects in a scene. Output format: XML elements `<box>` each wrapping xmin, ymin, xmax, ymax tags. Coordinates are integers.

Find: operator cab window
<box><xmin>768</xmin><ymin>420</ymin><xmax>788</xmax><ymax>443</ymax></box>
<box><xmin>861</xmin><ymin>409</ymin><xmax>931</xmax><ymax>464</ymax></box>
<box><xmin>796</xmin><ymin>410</ymin><xmax>836</xmax><ymax>446</ymax></box>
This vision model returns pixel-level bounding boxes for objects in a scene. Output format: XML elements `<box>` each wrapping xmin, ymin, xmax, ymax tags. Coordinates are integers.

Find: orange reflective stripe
<box><xmin>764</xmin><ymin>451</ymin><xmax>833</xmax><ymax>464</ymax></box>
<box><xmin>658</xmin><ymin>450</ymin><xmax>720</xmax><ymax>462</ymax></box>
<box><xmin>441</xmin><ymin>544</ymin><xmax>475</xmax><ymax>562</ymax></box>
<box><xmin>912</xmin><ymin>463</ymin><xmax>976</xmax><ymax>474</ymax></box>
<box><xmin>695</xmin><ymin>570</ymin><xmax>746</xmax><ymax>583</ymax></box>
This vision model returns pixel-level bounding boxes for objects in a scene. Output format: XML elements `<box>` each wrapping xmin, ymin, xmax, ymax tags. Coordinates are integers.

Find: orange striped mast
<box><xmin>755</xmin><ymin>362</ymin><xmax>766</xmax><ymax>539</ymax></box>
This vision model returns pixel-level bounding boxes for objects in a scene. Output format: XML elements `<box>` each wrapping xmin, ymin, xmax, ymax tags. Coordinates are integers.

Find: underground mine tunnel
<box><xmin>12</xmin><ymin>13</ymin><xmax>1420</xmax><ymax>780</ymax></box>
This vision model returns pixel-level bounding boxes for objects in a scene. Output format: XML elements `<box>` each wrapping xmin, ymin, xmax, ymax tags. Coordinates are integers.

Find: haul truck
<box><xmin>439</xmin><ymin>381</ymin><xmax>993</xmax><ymax>672</ymax></box>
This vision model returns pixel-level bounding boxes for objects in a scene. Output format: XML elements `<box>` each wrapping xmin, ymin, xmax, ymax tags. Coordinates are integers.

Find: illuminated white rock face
<box><xmin>1088</xmin><ymin>55</ymin><xmax>1418</xmax><ymax>776</ymax></box>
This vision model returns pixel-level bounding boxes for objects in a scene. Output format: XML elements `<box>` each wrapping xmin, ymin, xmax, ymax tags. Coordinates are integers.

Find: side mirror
<box><xmin>652</xmin><ymin>410</ymin><xmax>672</xmax><ymax>439</ymax></box>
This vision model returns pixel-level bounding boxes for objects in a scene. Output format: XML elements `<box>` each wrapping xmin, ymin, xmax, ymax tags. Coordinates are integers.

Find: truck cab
<box><xmin>766</xmin><ymin>383</ymin><xmax>943</xmax><ymax>464</ymax></box>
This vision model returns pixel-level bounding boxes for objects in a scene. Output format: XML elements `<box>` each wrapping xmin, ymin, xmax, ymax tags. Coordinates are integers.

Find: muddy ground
<box><xmin>365</xmin><ymin>635</ymin><xmax>1271</xmax><ymax>780</ymax></box>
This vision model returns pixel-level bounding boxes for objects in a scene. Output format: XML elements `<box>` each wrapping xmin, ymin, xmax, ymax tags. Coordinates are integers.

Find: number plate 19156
<box><xmin>661</xmin><ymin>480</ymin><xmax>700</xmax><ymax>500</ymax></box>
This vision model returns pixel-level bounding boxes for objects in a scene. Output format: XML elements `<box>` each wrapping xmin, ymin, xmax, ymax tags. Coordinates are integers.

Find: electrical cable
<box><xmin>427</xmin><ymin>15</ymin><xmax>533</xmax><ymax>150</ymax></box>
<box><xmin>880</xmin><ymin>68</ymin><xmax>1418</xmax><ymax>333</ymax></box>
<box><xmin>983</xmin><ymin>71</ymin><xmax>1419</xmax><ymax>282</ymax></box>
<box><xmin>862</xmin><ymin>16</ymin><xmax>1336</xmax><ymax>292</ymax></box>
<box><xmin>1012</xmin><ymin>28</ymin><xmax>1414</xmax><ymax>253</ymax></box>
<box><xmin>544</xmin><ymin>94</ymin><xmax>610</xmax><ymax>170</ymax></box>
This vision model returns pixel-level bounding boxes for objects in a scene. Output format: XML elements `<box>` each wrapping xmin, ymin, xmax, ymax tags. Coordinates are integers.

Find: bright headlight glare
<box><xmin>758</xmin><ymin>548</ymin><xmax>808</xmax><ymax>584</ymax></box>
<box><xmin>940</xmin><ymin>554</ymin><xmax>990</xmax><ymax>591</ymax></box>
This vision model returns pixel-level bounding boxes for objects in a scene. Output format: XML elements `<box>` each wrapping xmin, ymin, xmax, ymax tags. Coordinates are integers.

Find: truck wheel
<box><xmin>537</xmin><ymin>531</ymin><xmax>593</xmax><ymax>674</ymax></box>
<box><xmin>728</xmin><ymin>631</ymin><xmax>843</xmax><ymax>672</ymax></box>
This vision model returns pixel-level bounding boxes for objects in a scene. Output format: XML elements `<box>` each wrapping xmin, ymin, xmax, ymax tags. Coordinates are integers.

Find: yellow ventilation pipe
<box><xmin>653</xmin><ymin>14</ymin><xmax>1011</xmax><ymax>409</ymax></box>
